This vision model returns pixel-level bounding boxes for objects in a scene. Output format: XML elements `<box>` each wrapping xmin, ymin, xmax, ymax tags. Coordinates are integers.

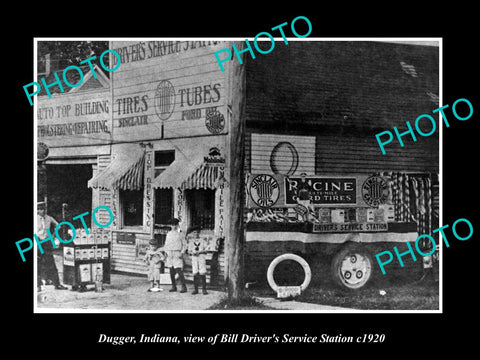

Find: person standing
<box><xmin>37</xmin><ymin>202</ymin><xmax>67</xmax><ymax>291</ymax></box>
<box><xmin>164</xmin><ymin>218</ymin><xmax>187</xmax><ymax>293</ymax></box>
<box><xmin>295</xmin><ymin>173</ymin><xmax>314</xmax><ymax>222</ymax></box>
<box><xmin>187</xmin><ymin>227</ymin><xmax>209</xmax><ymax>295</ymax></box>
<box><xmin>144</xmin><ymin>238</ymin><xmax>166</xmax><ymax>292</ymax></box>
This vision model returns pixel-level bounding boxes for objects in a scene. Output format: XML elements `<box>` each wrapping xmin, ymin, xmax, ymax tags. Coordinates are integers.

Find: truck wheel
<box><xmin>331</xmin><ymin>244</ymin><xmax>373</xmax><ymax>290</ymax></box>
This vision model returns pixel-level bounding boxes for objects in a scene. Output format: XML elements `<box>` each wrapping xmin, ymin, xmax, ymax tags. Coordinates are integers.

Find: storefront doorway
<box><xmin>185</xmin><ymin>189</ymin><xmax>215</xmax><ymax>230</ymax></box>
<box><xmin>155</xmin><ymin>188</ymin><xmax>174</xmax><ymax>225</ymax></box>
<box><xmin>46</xmin><ymin>164</ymin><xmax>93</xmax><ymax>226</ymax></box>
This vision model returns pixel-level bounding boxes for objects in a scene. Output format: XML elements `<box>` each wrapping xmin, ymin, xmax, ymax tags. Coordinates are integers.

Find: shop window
<box><xmin>155</xmin><ymin>188</ymin><xmax>173</xmax><ymax>225</ymax></box>
<box><xmin>186</xmin><ymin>189</ymin><xmax>215</xmax><ymax>230</ymax></box>
<box><xmin>153</xmin><ymin>150</ymin><xmax>175</xmax><ymax>225</ymax></box>
<box><xmin>154</xmin><ymin>150</ymin><xmax>175</xmax><ymax>177</ymax></box>
<box><xmin>120</xmin><ymin>189</ymin><xmax>143</xmax><ymax>227</ymax></box>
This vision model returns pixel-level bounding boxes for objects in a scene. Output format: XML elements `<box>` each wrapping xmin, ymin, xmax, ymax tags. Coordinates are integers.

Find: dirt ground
<box><xmin>36</xmin><ymin>253</ymin><xmax>437</xmax><ymax>311</ymax></box>
<box><xmin>36</xmin><ymin>254</ymin><xmax>355</xmax><ymax>311</ymax></box>
<box><xmin>247</xmin><ymin>280</ymin><xmax>439</xmax><ymax>310</ymax></box>
<box><xmin>37</xmin><ymin>273</ymin><xmax>226</xmax><ymax>311</ymax></box>
<box><xmin>36</xmin><ymin>253</ymin><xmax>225</xmax><ymax>311</ymax></box>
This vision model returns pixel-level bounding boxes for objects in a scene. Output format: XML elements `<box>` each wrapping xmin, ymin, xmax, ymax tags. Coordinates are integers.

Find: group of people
<box><xmin>144</xmin><ymin>218</ymin><xmax>209</xmax><ymax>295</ymax></box>
<box><xmin>37</xmin><ymin>200</ymin><xmax>210</xmax><ymax>296</ymax></box>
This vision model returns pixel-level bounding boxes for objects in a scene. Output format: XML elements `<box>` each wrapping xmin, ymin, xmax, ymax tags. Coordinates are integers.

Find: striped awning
<box><xmin>152</xmin><ymin>151</ymin><xmax>225</xmax><ymax>190</ymax></box>
<box><xmin>88</xmin><ymin>146</ymin><xmax>145</xmax><ymax>190</ymax></box>
<box><xmin>182</xmin><ymin>162</ymin><xmax>226</xmax><ymax>190</ymax></box>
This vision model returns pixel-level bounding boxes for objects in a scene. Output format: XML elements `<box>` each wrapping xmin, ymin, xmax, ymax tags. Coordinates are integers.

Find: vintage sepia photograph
<box><xmin>33</xmin><ymin>38</ymin><xmax>440</xmax><ymax>312</ymax></box>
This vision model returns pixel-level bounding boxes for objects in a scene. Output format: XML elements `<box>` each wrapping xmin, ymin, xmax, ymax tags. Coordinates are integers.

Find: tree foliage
<box><xmin>37</xmin><ymin>41</ymin><xmax>109</xmax><ymax>71</ymax></box>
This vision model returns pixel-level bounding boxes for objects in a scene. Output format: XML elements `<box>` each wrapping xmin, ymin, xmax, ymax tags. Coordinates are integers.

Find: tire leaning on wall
<box><xmin>267</xmin><ymin>253</ymin><xmax>312</xmax><ymax>293</ymax></box>
<box><xmin>331</xmin><ymin>243</ymin><xmax>375</xmax><ymax>290</ymax></box>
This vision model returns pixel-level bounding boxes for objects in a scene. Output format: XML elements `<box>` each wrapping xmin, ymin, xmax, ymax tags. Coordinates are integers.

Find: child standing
<box><xmin>144</xmin><ymin>238</ymin><xmax>165</xmax><ymax>292</ymax></box>
<box><xmin>187</xmin><ymin>227</ymin><xmax>209</xmax><ymax>295</ymax></box>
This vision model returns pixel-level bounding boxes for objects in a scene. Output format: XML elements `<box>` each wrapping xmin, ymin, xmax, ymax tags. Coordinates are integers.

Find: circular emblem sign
<box><xmin>362</xmin><ymin>176</ymin><xmax>389</xmax><ymax>207</ymax></box>
<box><xmin>250</xmin><ymin>174</ymin><xmax>280</xmax><ymax>208</ymax></box>
<box><xmin>37</xmin><ymin>142</ymin><xmax>49</xmax><ymax>161</ymax></box>
<box><xmin>270</xmin><ymin>141</ymin><xmax>299</xmax><ymax>175</ymax></box>
<box><xmin>154</xmin><ymin>80</ymin><xmax>176</xmax><ymax>120</ymax></box>
<box><xmin>205</xmin><ymin>110</ymin><xmax>225</xmax><ymax>134</ymax></box>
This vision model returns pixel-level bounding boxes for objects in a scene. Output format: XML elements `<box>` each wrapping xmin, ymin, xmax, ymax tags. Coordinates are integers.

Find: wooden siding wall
<box><xmin>111</xmin><ymin>232</ymin><xmax>150</xmax><ymax>274</ymax></box>
<box><xmin>111</xmin><ymin>232</ymin><xmax>225</xmax><ymax>285</ymax></box>
<box><xmin>245</xmin><ymin>131</ymin><xmax>438</xmax><ymax>174</ymax></box>
<box><xmin>315</xmin><ymin>133</ymin><xmax>438</xmax><ymax>174</ymax></box>
<box><xmin>244</xmin><ymin>42</ymin><xmax>439</xmax><ymax>175</ymax></box>
<box><xmin>250</xmin><ymin>133</ymin><xmax>315</xmax><ymax>175</ymax></box>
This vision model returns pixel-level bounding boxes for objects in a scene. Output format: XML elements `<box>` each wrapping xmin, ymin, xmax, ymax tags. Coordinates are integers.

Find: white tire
<box><xmin>267</xmin><ymin>253</ymin><xmax>312</xmax><ymax>292</ymax></box>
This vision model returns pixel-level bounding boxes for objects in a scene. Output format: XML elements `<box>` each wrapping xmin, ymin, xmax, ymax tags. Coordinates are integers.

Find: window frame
<box><xmin>118</xmin><ymin>188</ymin><xmax>144</xmax><ymax>229</ymax></box>
<box><xmin>154</xmin><ymin>150</ymin><xmax>176</xmax><ymax>226</ymax></box>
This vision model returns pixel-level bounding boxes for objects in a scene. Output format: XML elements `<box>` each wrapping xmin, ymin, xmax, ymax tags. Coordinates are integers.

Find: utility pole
<box><xmin>226</xmin><ymin>41</ymin><xmax>247</xmax><ymax>301</ymax></box>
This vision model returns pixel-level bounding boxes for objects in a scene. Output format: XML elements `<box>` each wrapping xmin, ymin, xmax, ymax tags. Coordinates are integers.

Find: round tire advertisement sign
<box><xmin>154</xmin><ymin>80</ymin><xmax>176</xmax><ymax>121</ymax></box>
<box><xmin>37</xmin><ymin>142</ymin><xmax>49</xmax><ymax>161</ymax></box>
<box><xmin>361</xmin><ymin>175</ymin><xmax>389</xmax><ymax>207</ymax></box>
<box><xmin>249</xmin><ymin>174</ymin><xmax>280</xmax><ymax>208</ymax></box>
<box><xmin>205</xmin><ymin>110</ymin><xmax>225</xmax><ymax>134</ymax></box>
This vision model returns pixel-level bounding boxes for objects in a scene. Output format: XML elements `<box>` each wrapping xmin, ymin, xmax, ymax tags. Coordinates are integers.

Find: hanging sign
<box><xmin>143</xmin><ymin>150</ymin><xmax>154</xmax><ymax>233</ymax></box>
<box><xmin>116</xmin><ymin>232</ymin><xmax>136</xmax><ymax>245</ymax></box>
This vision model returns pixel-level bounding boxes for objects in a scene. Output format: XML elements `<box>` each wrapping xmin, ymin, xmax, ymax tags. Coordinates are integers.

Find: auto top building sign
<box><xmin>37</xmin><ymin>90</ymin><xmax>111</xmax><ymax>148</ymax></box>
<box><xmin>111</xmin><ymin>40</ymin><xmax>228</xmax><ymax>143</ymax></box>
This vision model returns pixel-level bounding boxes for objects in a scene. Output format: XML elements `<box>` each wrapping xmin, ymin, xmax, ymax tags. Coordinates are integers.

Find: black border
<box><xmin>7</xmin><ymin>5</ymin><xmax>479</xmax><ymax>355</ymax></box>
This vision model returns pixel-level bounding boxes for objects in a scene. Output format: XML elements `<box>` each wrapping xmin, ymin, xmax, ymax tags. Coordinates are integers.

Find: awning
<box><xmin>88</xmin><ymin>145</ymin><xmax>145</xmax><ymax>190</ymax></box>
<box><xmin>182</xmin><ymin>162</ymin><xmax>226</xmax><ymax>190</ymax></box>
<box><xmin>152</xmin><ymin>150</ymin><xmax>225</xmax><ymax>190</ymax></box>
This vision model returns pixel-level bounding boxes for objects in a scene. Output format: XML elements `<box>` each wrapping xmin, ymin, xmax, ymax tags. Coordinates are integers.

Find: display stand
<box><xmin>63</xmin><ymin>228</ymin><xmax>111</xmax><ymax>291</ymax></box>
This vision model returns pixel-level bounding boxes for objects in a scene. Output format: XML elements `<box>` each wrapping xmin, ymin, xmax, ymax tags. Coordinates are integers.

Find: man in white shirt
<box><xmin>163</xmin><ymin>218</ymin><xmax>187</xmax><ymax>293</ymax></box>
<box><xmin>37</xmin><ymin>202</ymin><xmax>67</xmax><ymax>290</ymax></box>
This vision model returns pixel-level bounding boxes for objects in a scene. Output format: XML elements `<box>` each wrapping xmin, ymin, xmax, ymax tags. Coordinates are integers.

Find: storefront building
<box><xmin>39</xmin><ymin>41</ymin><xmax>233</xmax><ymax>285</ymax></box>
<box><xmin>37</xmin><ymin>40</ymin><xmax>439</xmax><ymax>290</ymax></box>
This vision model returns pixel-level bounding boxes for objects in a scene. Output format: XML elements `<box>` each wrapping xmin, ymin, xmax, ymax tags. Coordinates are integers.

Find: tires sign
<box><xmin>246</xmin><ymin>174</ymin><xmax>391</xmax><ymax>209</ymax></box>
<box><xmin>285</xmin><ymin>177</ymin><xmax>356</xmax><ymax>205</ymax></box>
